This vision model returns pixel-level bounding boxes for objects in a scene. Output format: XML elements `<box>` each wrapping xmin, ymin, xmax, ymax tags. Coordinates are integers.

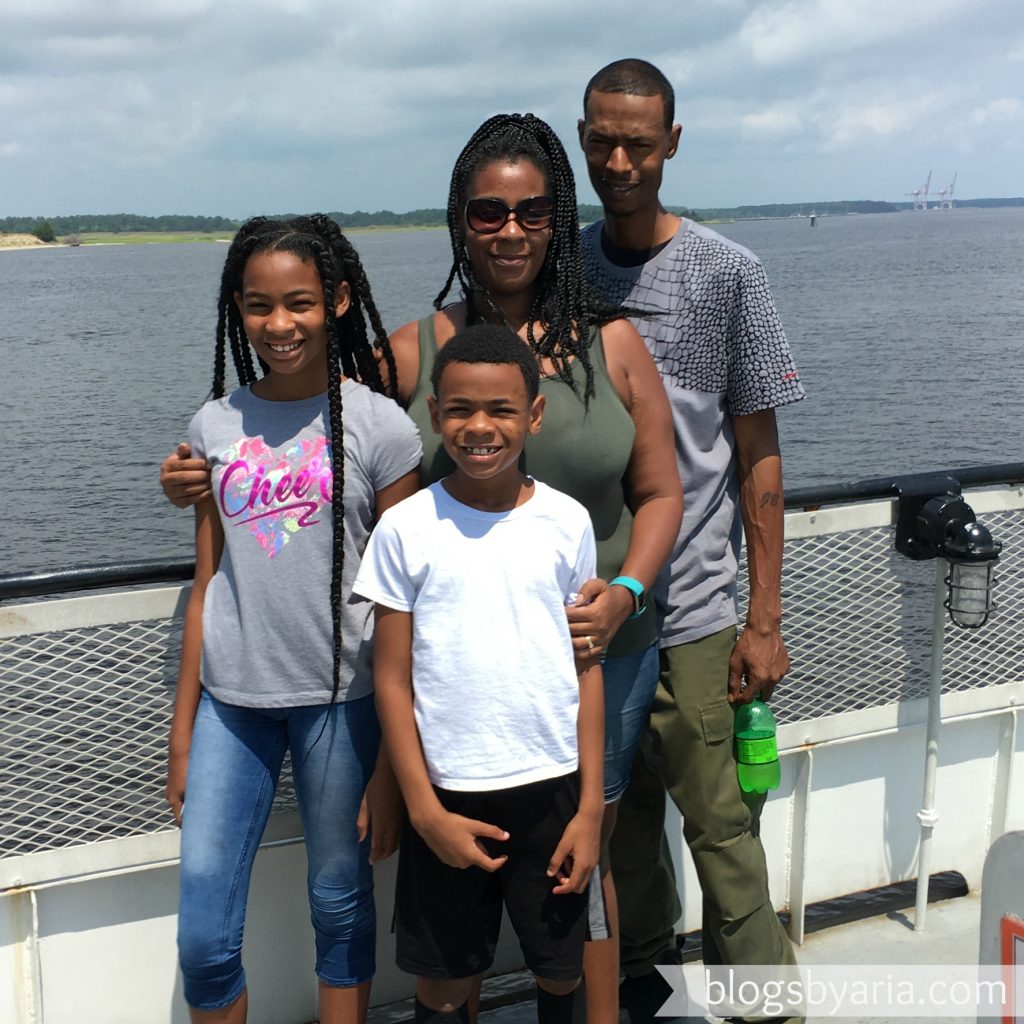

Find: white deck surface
<box><xmin>459</xmin><ymin>895</ymin><xmax>984</xmax><ymax>1024</ymax></box>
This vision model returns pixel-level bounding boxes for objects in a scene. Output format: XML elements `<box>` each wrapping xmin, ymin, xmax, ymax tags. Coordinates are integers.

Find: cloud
<box><xmin>826</xmin><ymin>96</ymin><xmax>939</xmax><ymax>148</ymax></box>
<box><xmin>969</xmin><ymin>97</ymin><xmax>1024</xmax><ymax>125</ymax></box>
<box><xmin>0</xmin><ymin>0</ymin><xmax>1021</xmax><ymax>214</ymax></box>
<box><xmin>739</xmin><ymin>0</ymin><xmax>968</xmax><ymax>66</ymax></box>
<box><xmin>741</xmin><ymin>105</ymin><xmax>805</xmax><ymax>141</ymax></box>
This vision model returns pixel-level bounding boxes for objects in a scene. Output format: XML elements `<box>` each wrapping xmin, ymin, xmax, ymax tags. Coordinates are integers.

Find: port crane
<box><xmin>933</xmin><ymin>171</ymin><xmax>957</xmax><ymax>210</ymax></box>
<box><xmin>906</xmin><ymin>170</ymin><xmax>932</xmax><ymax>210</ymax></box>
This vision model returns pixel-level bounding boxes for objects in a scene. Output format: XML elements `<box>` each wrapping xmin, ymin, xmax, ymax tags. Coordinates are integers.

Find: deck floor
<box><xmin>369</xmin><ymin>894</ymin><xmax>983</xmax><ymax>1024</ymax></box>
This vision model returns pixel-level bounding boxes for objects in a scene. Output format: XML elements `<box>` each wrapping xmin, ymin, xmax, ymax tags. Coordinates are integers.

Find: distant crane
<box><xmin>906</xmin><ymin>170</ymin><xmax>932</xmax><ymax>210</ymax></box>
<box><xmin>933</xmin><ymin>172</ymin><xmax>958</xmax><ymax>210</ymax></box>
<box><xmin>943</xmin><ymin>171</ymin><xmax>957</xmax><ymax>210</ymax></box>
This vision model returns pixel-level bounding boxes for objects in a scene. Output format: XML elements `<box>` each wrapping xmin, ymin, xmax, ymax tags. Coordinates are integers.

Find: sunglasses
<box><xmin>465</xmin><ymin>196</ymin><xmax>554</xmax><ymax>234</ymax></box>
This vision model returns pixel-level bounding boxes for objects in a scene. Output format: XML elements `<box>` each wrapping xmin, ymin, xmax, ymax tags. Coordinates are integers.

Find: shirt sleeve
<box><xmin>369</xmin><ymin>398</ymin><xmax>423</xmax><ymax>491</ymax></box>
<box><xmin>187</xmin><ymin>406</ymin><xmax>207</xmax><ymax>460</ymax></box>
<box><xmin>567</xmin><ymin>514</ymin><xmax>598</xmax><ymax>598</ymax></box>
<box><xmin>725</xmin><ymin>258</ymin><xmax>806</xmax><ymax>417</ymax></box>
<box><xmin>351</xmin><ymin>510</ymin><xmax>417</xmax><ymax>612</ymax></box>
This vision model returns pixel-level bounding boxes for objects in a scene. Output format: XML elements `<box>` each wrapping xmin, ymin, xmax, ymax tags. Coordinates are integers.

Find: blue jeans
<box><xmin>602</xmin><ymin>642</ymin><xmax>660</xmax><ymax>803</ymax></box>
<box><xmin>177</xmin><ymin>691</ymin><xmax>380</xmax><ymax>1011</ymax></box>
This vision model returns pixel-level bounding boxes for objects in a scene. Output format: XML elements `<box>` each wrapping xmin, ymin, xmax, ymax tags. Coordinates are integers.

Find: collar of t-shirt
<box><xmin>600</xmin><ymin>227</ymin><xmax>673</xmax><ymax>268</ymax></box>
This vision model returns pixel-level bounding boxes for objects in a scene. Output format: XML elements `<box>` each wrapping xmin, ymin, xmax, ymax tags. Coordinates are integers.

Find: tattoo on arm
<box><xmin>759</xmin><ymin>492</ymin><xmax>781</xmax><ymax>508</ymax></box>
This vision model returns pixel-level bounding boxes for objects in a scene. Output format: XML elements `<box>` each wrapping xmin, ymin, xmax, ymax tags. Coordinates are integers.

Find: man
<box><xmin>575</xmin><ymin>59</ymin><xmax>805</xmax><ymax>1022</ymax></box>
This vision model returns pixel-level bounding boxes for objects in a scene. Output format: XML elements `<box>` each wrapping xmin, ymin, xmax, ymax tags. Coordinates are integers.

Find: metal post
<box><xmin>914</xmin><ymin>559</ymin><xmax>947</xmax><ymax>930</ymax></box>
<box><xmin>7</xmin><ymin>886</ymin><xmax>43</xmax><ymax>1023</ymax></box>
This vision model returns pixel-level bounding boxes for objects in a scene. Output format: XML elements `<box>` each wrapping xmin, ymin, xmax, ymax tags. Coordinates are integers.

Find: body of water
<box><xmin>2</xmin><ymin>208</ymin><xmax>1022</xmax><ymax>573</ymax></box>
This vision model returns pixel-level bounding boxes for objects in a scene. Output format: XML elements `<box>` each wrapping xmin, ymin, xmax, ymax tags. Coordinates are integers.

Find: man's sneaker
<box><xmin>619</xmin><ymin>969</ymin><xmax>676</xmax><ymax>1024</ymax></box>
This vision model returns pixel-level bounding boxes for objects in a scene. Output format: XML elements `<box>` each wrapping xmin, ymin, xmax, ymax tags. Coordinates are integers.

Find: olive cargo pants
<box><xmin>610</xmin><ymin>627</ymin><xmax>799</xmax><ymax>978</ymax></box>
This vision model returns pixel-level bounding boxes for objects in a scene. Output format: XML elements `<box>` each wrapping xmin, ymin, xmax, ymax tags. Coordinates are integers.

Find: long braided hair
<box><xmin>435</xmin><ymin>113</ymin><xmax>620</xmax><ymax>401</ymax></box>
<box><xmin>213</xmin><ymin>214</ymin><xmax>396</xmax><ymax>712</ymax></box>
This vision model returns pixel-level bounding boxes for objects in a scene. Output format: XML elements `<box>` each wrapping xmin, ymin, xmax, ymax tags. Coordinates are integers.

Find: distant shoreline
<box><xmin>5</xmin><ymin>204</ymin><xmax>1023</xmax><ymax>251</ymax></box>
<box><xmin>0</xmin><ymin>225</ymin><xmax>449</xmax><ymax>250</ymax></box>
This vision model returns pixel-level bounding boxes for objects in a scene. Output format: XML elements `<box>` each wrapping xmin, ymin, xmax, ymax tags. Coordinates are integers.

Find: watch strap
<box><xmin>609</xmin><ymin>575</ymin><xmax>646</xmax><ymax>619</ymax></box>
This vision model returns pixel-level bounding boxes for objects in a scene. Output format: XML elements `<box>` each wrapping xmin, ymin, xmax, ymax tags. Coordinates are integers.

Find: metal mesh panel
<box><xmin>742</xmin><ymin>508</ymin><xmax>1024</xmax><ymax>725</ymax></box>
<box><xmin>0</xmin><ymin>616</ymin><xmax>296</xmax><ymax>860</ymax></box>
<box><xmin>2</xmin><ymin>504</ymin><xmax>1020</xmax><ymax>864</ymax></box>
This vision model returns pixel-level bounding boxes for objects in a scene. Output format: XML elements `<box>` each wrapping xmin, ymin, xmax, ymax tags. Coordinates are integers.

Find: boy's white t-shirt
<box><xmin>354</xmin><ymin>479</ymin><xmax>596</xmax><ymax>792</ymax></box>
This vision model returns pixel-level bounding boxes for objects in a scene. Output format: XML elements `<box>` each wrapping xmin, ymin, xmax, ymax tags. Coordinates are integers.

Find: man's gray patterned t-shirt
<box><xmin>581</xmin><ymin>218</ymin><xmax>805</xmax><ymax>647</ymax></box>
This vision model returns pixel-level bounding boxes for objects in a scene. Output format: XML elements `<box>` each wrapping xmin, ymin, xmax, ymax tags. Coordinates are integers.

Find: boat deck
<box><xmin>368</xmin><ymin>894</ymin><xmax>981</xmax><ymax>1024</ymax></box>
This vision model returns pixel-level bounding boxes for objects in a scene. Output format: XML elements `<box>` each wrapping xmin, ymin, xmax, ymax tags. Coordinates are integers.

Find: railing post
<box><xmin>6</xmin><ymin>887</ymin><xmax>43</xmax><ymax>1023</ymax></box>
<box><xmin>786</xmin><ymin>748</ymin><xmax>813</xmax><ymax>945</ymax></box>
<box><xmin>914</xmin><ymin>559</ymin><xmax>947</xmax><ymax>931</ymax></box>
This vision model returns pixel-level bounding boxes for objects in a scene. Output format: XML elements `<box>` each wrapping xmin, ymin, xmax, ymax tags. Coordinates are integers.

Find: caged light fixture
<box><xmin>894</xmin><ymin>484</ymin><xmax>1001</xmax><ymax>628</ymax></box>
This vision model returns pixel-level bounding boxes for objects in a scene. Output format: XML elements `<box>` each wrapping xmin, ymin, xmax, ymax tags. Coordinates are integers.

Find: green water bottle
<box><xmin>734</xmin><ymin>697</ymin><xmax>781</xmax><ymax>794</ymax></box>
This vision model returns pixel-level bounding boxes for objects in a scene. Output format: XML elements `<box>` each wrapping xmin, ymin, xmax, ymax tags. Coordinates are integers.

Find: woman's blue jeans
<box><xmin>602</xmin><ymin>641</ymin><xmax>660</xmax><ymax>803</ymax></box>
<box><xmin>177</xmin><ymin>690</ymin><xmax>380</xmax><ymax>1010</ymax></box>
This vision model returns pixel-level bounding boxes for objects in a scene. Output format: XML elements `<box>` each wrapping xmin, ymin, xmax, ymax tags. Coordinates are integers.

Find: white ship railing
<box><xmin>2</xmin><ymin>465</ymin><xmax>1023</xmax><ymax>1023</ymax></box>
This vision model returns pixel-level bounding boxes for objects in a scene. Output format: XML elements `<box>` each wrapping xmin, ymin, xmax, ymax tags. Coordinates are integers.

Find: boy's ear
<box><xmin>528</xmin><ymin>394</ymin><xmax>546</xmax><ymax>435</ymax></box>
<box><xmin>427</xmin><ymin>395</ymin><xmax>442</xmax><ymax>435</ymax></box>
<box><xmin>334</xmin><ymin>280</ymin><xmax>351</xmax><ymax>319</ymax></box>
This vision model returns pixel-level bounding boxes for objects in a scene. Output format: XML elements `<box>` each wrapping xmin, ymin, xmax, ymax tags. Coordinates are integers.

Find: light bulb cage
<box><xmin>943</xmin><ymin>560</ymin><xmax>999</xmax><ymax>629</ymax></box>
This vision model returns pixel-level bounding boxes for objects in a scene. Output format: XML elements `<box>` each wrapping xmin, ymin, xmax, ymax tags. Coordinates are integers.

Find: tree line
<box><xmin>1</xmin><ymin>207</ymin><xmax>702</xmax><ymax>237</ymax></box>
<box><xmin>3</xmin><ymin>199</ymin><xmax>1020</xmax><ymax>240</ymax></box>
<box><xmin>0</xmin><ymin>214</ymin><xmax>239</xmax><ymax>235</ymax></box>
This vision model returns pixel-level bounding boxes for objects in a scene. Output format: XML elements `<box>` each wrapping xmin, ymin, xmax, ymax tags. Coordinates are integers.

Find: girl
<box><xmin>168</xmin><ymin>215</ymin><xmax>421</xmax><ymax>1024</ymax></box>
<box><xmin>387</xmin><ymin>114</ymin><xmax>683</xmax><ymax>1024</ymax></box>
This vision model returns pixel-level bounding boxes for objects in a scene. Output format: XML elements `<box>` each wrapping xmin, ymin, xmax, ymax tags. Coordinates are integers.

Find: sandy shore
<box><xmin>0</xmin><ymin>234</ymin><xmax>65</xmax><ymax>250</ymax></box>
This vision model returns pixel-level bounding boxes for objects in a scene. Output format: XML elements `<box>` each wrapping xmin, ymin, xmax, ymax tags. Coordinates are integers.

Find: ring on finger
<box><xmin>585</xmin><ymin>635</ymin><xmax>596</xmax><ymax>653</ymax></box>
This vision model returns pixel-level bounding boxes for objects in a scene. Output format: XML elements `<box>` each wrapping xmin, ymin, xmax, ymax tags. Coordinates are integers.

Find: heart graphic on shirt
<box><xmin>218</xmin><ymin>436</ymin><xmax>333</xmax><ymax>558</ymax></box>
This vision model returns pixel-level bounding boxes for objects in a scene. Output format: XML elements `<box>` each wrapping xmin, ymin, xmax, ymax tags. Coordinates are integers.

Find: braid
<box><xmin>436</xmin><ymin>112</ymin><xmax>618</xmax><ymax>401</ymax></box>
<box><xmin>212</xmin><ymin>214</ymin><xmax>400</xmax><ymax>730</ymax></box>
<box><xmin>303</xmin><ymin>231</ymin><xmax>348</xmax><ymax>711</ymax></box>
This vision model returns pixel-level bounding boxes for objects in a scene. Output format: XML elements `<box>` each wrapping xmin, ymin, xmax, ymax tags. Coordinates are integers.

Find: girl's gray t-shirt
<box><xmin>188</xmin><ymin>379</ymin><xmax>422</xmax><ymax>707</ymax></box>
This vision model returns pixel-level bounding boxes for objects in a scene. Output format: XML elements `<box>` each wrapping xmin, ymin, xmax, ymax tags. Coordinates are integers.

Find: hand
<box><xmin>565</xmin><ymin>578</ymin><xmax>633</xmax><ymax>661</ymax></box>
<box><xmin>728</xmin><ymin>625</ymin><xmax>791</xmax><ymax>703</ymax></box>
<box><xmin>357</xmin><ymin>763</ymin><xmax>405</xmax><ymax>864</ymax></box>
<box><xmin>547</xmin><ymin>809</ymin><xmax>601</xmax><ymax>894</ymax></box>
<box><xmin>165</xmin><ymin>748</ymin><xmax>189</xmax><ymax>826</ymax></box>
<box><xmin>415</xmin><ymin>810</ymin><xmax>509</xmax><ymax>872</ymax></box>
<box><xmin>161</xmin><ymin>443</ymin><xmax>212</xmax><ymax>509</ymax></box>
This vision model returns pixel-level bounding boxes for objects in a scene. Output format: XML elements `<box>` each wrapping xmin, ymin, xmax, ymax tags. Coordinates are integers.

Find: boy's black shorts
<box><xmin>395</xmin><ymin>772</ymin><xmax>606</xmax><ymax>981</ymax></box>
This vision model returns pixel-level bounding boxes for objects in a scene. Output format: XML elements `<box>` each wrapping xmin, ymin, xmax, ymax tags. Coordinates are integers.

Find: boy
<box><xmin>353</xmin><ymin>324</ymin><xmax>604</xmax><ymax>1024</ymax></box>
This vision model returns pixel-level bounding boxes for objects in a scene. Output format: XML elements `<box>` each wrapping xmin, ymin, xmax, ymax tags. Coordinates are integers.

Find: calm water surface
<box><xmin>3</xmin><ymin>209</ymin><xmax>1022</xmax><ymax>573</ymax></box>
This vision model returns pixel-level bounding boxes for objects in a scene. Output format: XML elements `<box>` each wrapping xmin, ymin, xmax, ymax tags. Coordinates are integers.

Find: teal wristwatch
<box><xmin>609</xmin><ymin>575</ymin><xmax>647</xmax><ymax>619</ymax></box>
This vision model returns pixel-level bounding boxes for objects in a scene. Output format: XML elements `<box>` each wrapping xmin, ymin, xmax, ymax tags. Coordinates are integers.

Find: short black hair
<box><xmin>584</xmin><ymin>58</ymin><xmax>675</xmax><ymax>129</ymax></box>
<box><xmin>431</xmin><ymin>324</ymin><xmax>540</xmax><ymax>402</ymax></box>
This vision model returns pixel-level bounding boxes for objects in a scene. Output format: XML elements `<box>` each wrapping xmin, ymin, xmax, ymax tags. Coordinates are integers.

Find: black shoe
<box><xmin>619</xmin><ymin>968</ymin><xmax>699</xmax><ymax>1024</ymax></box>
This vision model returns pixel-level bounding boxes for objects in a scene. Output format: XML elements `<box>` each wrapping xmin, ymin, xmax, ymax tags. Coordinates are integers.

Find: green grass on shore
<box><xmin>74</xmin><ymin>225</ymin><xmax>447</xmax><ymax>245</ymax></box>
<box><xmin>77</xmin><ymin>232</ymin><xmax>233</xmax><ymax>245</ymax></box>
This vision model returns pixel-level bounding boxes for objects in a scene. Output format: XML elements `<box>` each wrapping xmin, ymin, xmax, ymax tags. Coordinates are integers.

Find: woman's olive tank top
<box><xmin>405</xmin><ymin>315</ymin><xmax>656</xmax><ymax>656</ymax></box>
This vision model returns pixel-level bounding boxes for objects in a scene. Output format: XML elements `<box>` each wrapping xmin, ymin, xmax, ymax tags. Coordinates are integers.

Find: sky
<box><xmin>1</xmin><ymin>0</ymin><xmax>1022</xmax><ymax>218</ymax></box>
